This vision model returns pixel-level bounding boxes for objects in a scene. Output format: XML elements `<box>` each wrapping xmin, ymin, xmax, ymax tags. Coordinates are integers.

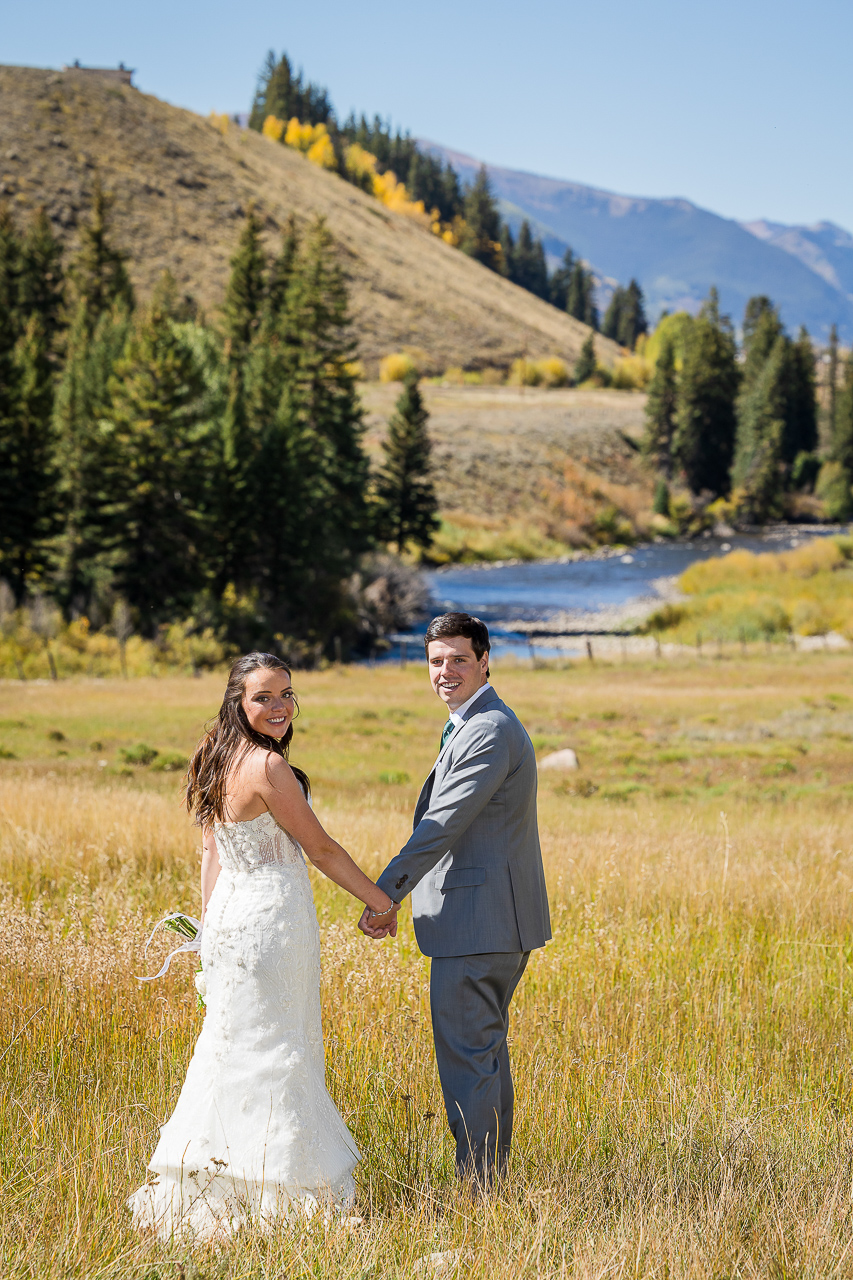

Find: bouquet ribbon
<box><xmin>137</xmin><ymin>912</ymin><xmax>203</xmax><ymax>982</ymax></box>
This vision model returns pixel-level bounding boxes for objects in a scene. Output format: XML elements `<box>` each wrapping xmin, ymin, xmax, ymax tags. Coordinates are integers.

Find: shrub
<box><xmin>508</xmin><ymin>358</ymin><xmax>542</xmax><ymax>387</ymax></box>
<box><xmin>611</xmin><ymin>354</ymin><xmax>653</xmax><ymax>390</ymax></box>
<box><xmin>119</xmin><ymin>744</ymin><xmax>159</xmax><ymax>767</ymax></box>
<box><xmin>379</xmin><ymin>770</ymin><xmax>410</xmax><ymax>784</ymax></box>
<box><xmin>380</xmin><ymin>353</ymin><xmax>417</xmax><ymax>383</ymax></box>
<box><xmin>150</xmin><ymin>752</ymin><xmax>188</xmax><ymax>773</ymax></box>
<box><xmin>536</xmin><ymin>357</ymin><xmax>570</xmax><ymax>388</ymax></box>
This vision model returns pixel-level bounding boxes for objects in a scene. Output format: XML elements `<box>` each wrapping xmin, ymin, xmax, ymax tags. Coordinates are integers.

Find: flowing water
<box><xmin>379</xmin><ymin>527</ymin><xmax>839</xmax><ymax>663</ymax></box>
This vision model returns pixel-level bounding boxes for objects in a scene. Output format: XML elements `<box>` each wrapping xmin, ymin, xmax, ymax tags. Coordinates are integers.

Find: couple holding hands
<box><xmin>130</xmin><ymin>612</ymin><xmax>551</xmax><ymax>1240</ymax></box>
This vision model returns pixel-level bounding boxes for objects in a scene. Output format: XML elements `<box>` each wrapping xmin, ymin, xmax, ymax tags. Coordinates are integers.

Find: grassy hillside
<box><xmin>362</xmin><ymin>383</ymin><xmax>651</xmax><ymax>558</ymax></box>
<box><xmin>0</xmin><ymin>65</ymin><xmax>622</xmax><ymax>373</ymax></box>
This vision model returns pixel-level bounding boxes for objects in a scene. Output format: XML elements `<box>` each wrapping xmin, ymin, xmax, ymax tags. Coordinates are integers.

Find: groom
<box><xmin>359</xmin><ymin>612</ymin><xmax>551</xmax><ymax>1184</ymax></box>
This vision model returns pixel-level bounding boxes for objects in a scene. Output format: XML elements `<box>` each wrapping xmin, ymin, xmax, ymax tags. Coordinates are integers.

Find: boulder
<box><xmin>539</xmin><ymin>748</ymin><xmax>579</xmax><ymax>771</ymax></box>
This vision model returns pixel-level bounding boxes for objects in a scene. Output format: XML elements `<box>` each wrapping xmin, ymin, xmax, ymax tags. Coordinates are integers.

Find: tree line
<box><xmin>248</xmin><ymin>51</ymin><xmax>649</xmax><ymax>345</ymax></box>
<box><xmin>0</xmin><ymin>194</ymin><xmax>438</xmax><ymax>655</ymax></box>
<box><xmin>642</xmin><ymin>292</ymin><xmax>853</xmax><ymax>520</ymax></box>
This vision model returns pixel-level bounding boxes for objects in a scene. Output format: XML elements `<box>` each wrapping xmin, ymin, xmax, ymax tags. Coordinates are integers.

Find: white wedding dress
<box><xmin>128</xmin><ymin>811</ymin><xmax>359</xmax><ymax>1240</ymax></box>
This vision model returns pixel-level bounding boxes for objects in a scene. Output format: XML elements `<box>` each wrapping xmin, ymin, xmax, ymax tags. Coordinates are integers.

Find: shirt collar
<box><xmin>448</xmin><ymin>682</ymin><xmax>491</xmax><ymax>727</ymax></box>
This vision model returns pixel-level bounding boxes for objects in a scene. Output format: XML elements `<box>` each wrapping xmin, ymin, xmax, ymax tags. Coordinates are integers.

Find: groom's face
<box><xmin>427</xmin><ymin>637</ymin><xmax>489</xmax><ymax>710</ymax></box>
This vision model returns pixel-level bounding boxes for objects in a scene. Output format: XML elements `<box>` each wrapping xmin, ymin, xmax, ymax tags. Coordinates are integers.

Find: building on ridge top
<box><xmin>62</xmin><ymin>61</ymin><xmax>135</xmax><ymax>87</ymax></box>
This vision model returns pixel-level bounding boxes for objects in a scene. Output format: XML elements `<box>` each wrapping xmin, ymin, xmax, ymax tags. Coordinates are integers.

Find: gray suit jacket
<box><xmin>376</xmin><ymin>686</ymin><xmax>551</xmax><ymax>958</ymax></box>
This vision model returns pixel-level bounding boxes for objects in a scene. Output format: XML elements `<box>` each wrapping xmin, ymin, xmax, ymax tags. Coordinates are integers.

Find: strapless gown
<box><xmin>128</xmin><ymin>811</ymin><xmax>359</xmax><ymax>1239</ymax></box>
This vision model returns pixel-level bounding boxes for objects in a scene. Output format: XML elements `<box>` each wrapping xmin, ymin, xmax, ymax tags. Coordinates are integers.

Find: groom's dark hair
<box><xmin>424</xmin><ymin>613</ymin><xmax>491</xmax><ymax>677</ymax></box>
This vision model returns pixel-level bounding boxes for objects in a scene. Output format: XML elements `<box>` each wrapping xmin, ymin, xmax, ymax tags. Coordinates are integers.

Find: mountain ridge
<box><xmin>421</xmin><ymin>141</ymin><xmax>853</xmax><ymax>341</ymax></box>
<box><xmin>0</xmin><ymin>66</ymin><xmax>619</xmax><ymax>373</ymax></box>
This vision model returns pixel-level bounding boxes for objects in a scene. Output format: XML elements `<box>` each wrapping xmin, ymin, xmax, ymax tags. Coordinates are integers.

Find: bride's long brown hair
<box><xmin>186</xmin><ymin>652</ymin><xmax>310</xmax><ymax>828</ymax></box>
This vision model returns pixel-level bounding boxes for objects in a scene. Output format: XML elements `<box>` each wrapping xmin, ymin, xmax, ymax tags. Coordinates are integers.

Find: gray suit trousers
<box><xmin>429</xmin><ymin>950</ymin><xmax>529</xmax><ymax>1180</ymax></box>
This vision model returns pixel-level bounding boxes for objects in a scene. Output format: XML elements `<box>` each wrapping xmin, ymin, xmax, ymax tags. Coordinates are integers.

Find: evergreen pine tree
<box><xmin>68</xmin><ymin>183</ymin><xmax>134</xmax><ymax>328</ymax></box>
<box><xmin>103</xmin><ymin>273</ymin><xmax>210</xmax><ymax>624</ymax></box>
<box><xmin>642</xmin><ymin>331</ymin><xmax>678</xmax><ymax>478</ymax></box>
<box><xmin>574</xmin><ymin>332</ymin><xmax>597</xmax><ymax>384</ymax></box>
<box><xmin>740</xmin><ymin>298</ymin><xmax>783</xmax><ymax>393</ymax></box>
<box><xmin>730</xmin><ymin>335</ymin><xmax>787</xmax><ymax>520</ymax></box>
<box><xmin>374</xmin><ymin>370</ymin><xmax>439</xmax><ymax>553</ymax></box>
<box><xmin>832</xmin><ymin>353</ymin><xmax>853</xmax><ymax>476</ymax></box>
<box><xmin>0</xmin><ymin>315</ymin><xmax>58</xmax><ymax>597</ymax></box>
<box><xmin>508</xmin><ymin>221</ymin><xmax>549</xmax><ymax>299</ymax></box>
<box><xmin>826</xmin><ymin>323</ymin><xmax>839</xmax><ymax>448</ymax></box>
<box><xmin>0</xmin><ymin>206</ymin><xmax>22</xmax><ymax>430</ymax></box>
<box><xmin>602</xmin><ymin>286</ymin><xmax>626</xmax><ymax>343</ymax></box>
<box><xmin>223</xmin><ymin>206</ymin><xmax>267</xmax><ymax>364</ymax></box>
<box><xmin>499</xmin><ymin>224</ymin><xmax>515</xmax><ymax>280</ymax></box>
<box><xmin>213</xmin><ymin>209</ymin><xmax>270</xmax><ymax>591</ymax></box>
<box><xmin>460</xmin><ymin>168</ymin><xmax>502</xmax><ymax>272</ymax></box>
<box><xmin>53</xmin><ymin>188</ymin><xmax>134</xmax><ymax>610</ymax></box>
<box><xmin>780</xmin><ymin>327</ymin><xmax>817</xmax><ymax>465</ymax></box>
<box><xmin>567</xmin><ymin>262</ymin><xmax>598</xmax><ymax>329</ymax></box>
<box><xmin>51</xmin><ymin>300</ymin><xmax>132</xmax><ymax>611</ymax></box>
<box><xmin>254</xmin><ymin>217</ymin><xmax>370</xmax><ymax>638</ymax></box>
<box><xmin>549</xmin><ymin>248</ymin><xmax>575</xmax><ymax>311</ymax></box>
<box><xmin>19</xmin><ymin>207</ymin><xmax>64</xmax><ymax>352</ymax></box>
<box><xmin>672</xmin><ymin>289</ymin><xmax>739</xmax><ymax>495</ymax></box>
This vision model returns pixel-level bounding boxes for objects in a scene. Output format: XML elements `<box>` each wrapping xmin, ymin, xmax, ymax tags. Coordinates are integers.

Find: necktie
<box><xmin>440</xmin><ymin>719</ymin><xmax>455</xmax><ymax>751</ymax></box>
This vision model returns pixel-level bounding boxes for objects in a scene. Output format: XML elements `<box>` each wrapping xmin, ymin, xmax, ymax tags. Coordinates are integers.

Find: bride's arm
<box><xmin>200</xmin><ymin>827</ymin><xmax>220</xmax><ymax>925</ymax></box>
<box><xmin>260</xmin><ymin>754</ymin><xmax>398</xmax><ymax>920</ymax></box>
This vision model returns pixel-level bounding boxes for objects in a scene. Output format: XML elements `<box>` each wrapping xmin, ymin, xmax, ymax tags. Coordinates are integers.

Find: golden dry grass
<box><xmin>2</xmin><ymin>653</ymin><xmax>853</xmax><ymax>1276</ymax></box>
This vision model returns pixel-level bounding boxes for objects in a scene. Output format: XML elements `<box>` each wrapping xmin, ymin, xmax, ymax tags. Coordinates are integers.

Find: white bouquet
<box><xmin>137</xmin><ymin>912</ymin><xmax>205</xmax><ymax>1008</ymax></box>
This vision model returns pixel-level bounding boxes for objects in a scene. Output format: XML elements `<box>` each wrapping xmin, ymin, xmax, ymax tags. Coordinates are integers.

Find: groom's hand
<box><xmin>358</xmin><ymin>904</ymin><xmax>399</xmax><ymax>940</ymax></box>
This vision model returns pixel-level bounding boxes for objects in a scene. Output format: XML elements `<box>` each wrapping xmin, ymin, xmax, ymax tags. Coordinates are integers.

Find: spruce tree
<box><xmin>574</xmin><ymin>332</ymin><xmax>597</xmax><ymax>384</ymax></box>
<box><xmin>0</xmin><ymin>315</ymin><xmax>57</xmax><ymax>597</ymax></box>
<box><xmin>223</xmin><ymin>206</ymin><xmax>267</xmax><ymax>364</ymax></box>
<box><xmin>255</xmin><ymin>217</ymin><xmax>370</xmax><ymax>637</ymax></box>
<box><xmin>642</xmin><ymin>330</ymin><xmax>678</xmax><ymax>477</ymax></box>
<box><xmin>602</xmin><ymin>286</ymin><xmax>626</xmax><ymax>343</ymax></box>
<box><xmin>19</xmin><ymin>207</ymin><xmax>64</xmax><ymax>352</ymax></box>
<box><xmin>460</xmin><ymin>168</ymin><xmax>502</xmax><ymax>272</ymax></box>
<box><xmin>731</xmin><ymin>334</ymin><xmax>786</xmax><ymax>519</ymax></box>
<box><xmin>0</xmin><ymin>206</ymin><xmax>22</xmax><ymax>431</ymax></box>
<box><xmin>672</xmin><ymin>289</ymin><xmax>739</xmax><ymax>495</ymax></box>
<box><xmin>68</xmin><ymin>183</ymin><xmax>134</xmax><ymax>328</ymax></box>
<box><xmin>603</xmin><ymin>280</ymin><xmax>648</xmax><ymax>349</ymax></box>
<box><xmin>509</xmin><ymin>221</ymin><xmax>549</xmax><ymax>299</ymax></box>
<box><xmin>375</xmin><ymin>370</ymin><xmax>439</xmax><ymax>553</ymax></box>
<box><xmin>826</xmin><ymin>323</ymin><xmax>839</xmax><ymax>449</ymax></box>
<box><xmin>832</xmin><ymin>354</ymin><xmax>853</xmax><ymax>476</ymax></box>
<box><xmin>53</xmin><ymin>188</ymin><xmax>135</xmax><ymax>610</ymax></box>
<box><xmin>780</xmin><ymin>327</ymin><xmax>817</xmax><ymax>465</ymax></box>
<box><xmin>103</xmin><ymin>273</ymin><xmax>210</xmax><ymax>624</ymax></box>
<box><xmin>567</xmin><ymin>262</ymin><xmax>598</xmax><ymax>329</ymax></box>
<box><xmin>549</xmin><ymin>248</ymin><xmax>575</xmax><ymax>311</ymax></box>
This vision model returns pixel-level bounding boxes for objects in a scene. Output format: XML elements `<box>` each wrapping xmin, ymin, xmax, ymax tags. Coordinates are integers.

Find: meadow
<box><xmin>2</xmin><ymin>650</ymin><xmax>853</xmax><ymax>1277</ymax></box>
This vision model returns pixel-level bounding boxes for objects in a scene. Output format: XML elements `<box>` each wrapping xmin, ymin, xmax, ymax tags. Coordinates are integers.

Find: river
<box><xmin>381</xmin><ymin>526</ymin><xmax>840</xmax><ymax>663</ymax></box>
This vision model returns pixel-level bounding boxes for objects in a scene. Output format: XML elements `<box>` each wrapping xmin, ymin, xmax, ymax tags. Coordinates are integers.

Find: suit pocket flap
<box><xmin>434</xmin><ymin>867</ymin><xmax>486</xmax><ymax>891</ymax></box>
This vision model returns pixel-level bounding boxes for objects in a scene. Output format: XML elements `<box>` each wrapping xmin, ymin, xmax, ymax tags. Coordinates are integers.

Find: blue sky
<box><xmin>5</xmin><ymin>0</ymin><xmax>851</xmax><ymax>230</ymax></box>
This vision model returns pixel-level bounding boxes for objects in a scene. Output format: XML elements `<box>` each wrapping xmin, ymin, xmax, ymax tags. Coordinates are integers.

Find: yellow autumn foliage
<box><xmin>209</xmin><ymin>112</ymin><xmax>230</xmax><ymax>137</ymax></box>
<box><xmin>380</xmin><ymin>352</ymin><xmax>418</xmax><ymax>383</ymax></box>
<box><xmin>344</xmin><ymin>143</ymin><xmax>378</xmax><ymax>185</ymax></box>
<box><xmin>262</xmin><ymin>114</ymin><xmax>285</xmax><ymax>142</ymax></box>
<box><xmin>508</xmin><ymin>357</ymin><xmax>569</xmax><ymax>387</ymax></box>
<box><xmin>610</xmin><ymin>354</ymin><xmax>653</xmax><ymax>390</ymax></box>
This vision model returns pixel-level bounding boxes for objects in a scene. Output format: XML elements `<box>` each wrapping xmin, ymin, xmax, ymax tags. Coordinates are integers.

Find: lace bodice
<box><xmin>213</xmin><ymin>811</ymin><xmax>304</xmax><ymax>873</ymax></box>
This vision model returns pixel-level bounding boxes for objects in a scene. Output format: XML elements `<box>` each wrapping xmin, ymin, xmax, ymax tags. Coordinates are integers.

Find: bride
<box><xmin>128</xmin><ymin>652</ymin><xmax>399</xmax><ymax>1239</ymax></box>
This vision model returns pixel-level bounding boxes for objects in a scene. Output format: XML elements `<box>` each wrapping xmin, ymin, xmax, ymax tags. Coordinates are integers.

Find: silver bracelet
<box><xmin>368</xmin><ymin>901</ymin><xmax>398</xmax><ymax>919</ymax></box>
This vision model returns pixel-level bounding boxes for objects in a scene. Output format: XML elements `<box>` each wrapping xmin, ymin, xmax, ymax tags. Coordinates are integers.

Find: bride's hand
<box><xmin>358</xmin><ymin>902</ymin><xmax>399</xmax><ymax>940</ymax></box>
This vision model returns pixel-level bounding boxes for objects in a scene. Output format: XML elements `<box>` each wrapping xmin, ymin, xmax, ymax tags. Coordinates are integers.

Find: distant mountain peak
<box><xmin>421</xmin><ymin>140</ymin><xmax>853</xmax><ymax>339</ymax></box>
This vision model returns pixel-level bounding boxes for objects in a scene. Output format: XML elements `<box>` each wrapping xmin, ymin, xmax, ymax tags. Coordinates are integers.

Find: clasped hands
<box><xmin>358</xmin><ymin>898</ymin><xmax>400</xmax><ymax>940</ymax></box>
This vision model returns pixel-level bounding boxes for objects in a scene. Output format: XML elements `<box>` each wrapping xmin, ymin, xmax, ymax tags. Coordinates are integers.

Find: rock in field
<box><xmin>539</xmin><ymin>748</ymin><xmax>579</xmax><ymax>771</ymax></box>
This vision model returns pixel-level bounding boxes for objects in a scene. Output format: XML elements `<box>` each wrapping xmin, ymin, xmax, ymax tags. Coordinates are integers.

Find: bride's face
<box><xmin>241</xmin><ymin>668</ymin><xmax>296</xmax><ymax>739</ymax></box>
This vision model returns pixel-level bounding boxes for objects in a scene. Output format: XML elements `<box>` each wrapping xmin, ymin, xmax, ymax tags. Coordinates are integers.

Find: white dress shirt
<box><xmin>446</xmin><ymin>682</ymin><xmax>491</xmax><ymax>737</ymax></box>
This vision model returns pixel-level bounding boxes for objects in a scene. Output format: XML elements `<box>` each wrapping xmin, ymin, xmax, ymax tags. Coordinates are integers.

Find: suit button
<box><xmin>395</xmin><ymin>875</ymin><xmax>408</xmax><ymax>890</ymax></box>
